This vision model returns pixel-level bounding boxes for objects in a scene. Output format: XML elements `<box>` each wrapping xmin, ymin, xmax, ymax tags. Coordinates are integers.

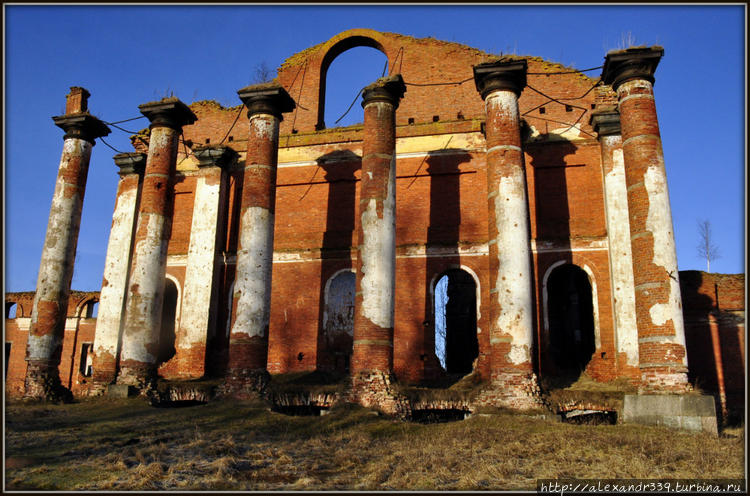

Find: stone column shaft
<box><xmin>602</xmin><ymin>47</ymin><xmax>689</xmax><ymax>393</ymax></box>
<box><xmin>473</xmin><ymin>59</ymin><xmax>541</xmax><ymax>409</ymax></box>
<box><xmin>91</xmin><ymin>153</ymin><xmax>145</xmax><ymax>386</ymax></box>
<box><xmin>118</xmin><ymin>99</ymin><xmax>197</xmax><ymax>388</ymax></box>
<box><xmin>175</xmin><ymin>146</ymin><xmax>235</xmax><ymax>378</ymax></box>
<box><xmin>25</xmin><ymin>87</ymin><xmax>110</xmax><ymax>400</ymax></box>
<box><xmin>227</xmin><ymin>84</ymin><xmax>294</xmax><ymax>389</ymax></box>
<box><xmin>351</xmin><ymin>76</ymin><xmax>405</xmax><ymax>376</ymax></box>
<box><xmin>591</xmin><ymin>109</ymin><xmax>639</xmax><ymax>373</ymax></box>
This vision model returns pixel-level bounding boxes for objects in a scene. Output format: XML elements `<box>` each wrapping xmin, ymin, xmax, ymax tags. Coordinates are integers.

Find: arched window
<box><xmin>6</xmin><ymin>302</ymin><xmax>17</xmax><ymax>319</ymax></box>
<box><xmin>434</xmin><ymin>269</ymin><xmax>478</xmax><ymax>375</ymax></box>
<box><xmin>546</xmin><ymin>264</ymin><xmax>596</xmax><ymax>377</ymax></box>
<box><xmin>82</xmin><ymin>301</ymin><xmax>98</xmax><ymax>318</ymax></box>
<box><xmin>321</xmin><ymin>270</ymin><xmax>355</xmax><ymax>373</ymax></box>
<box><xmin>320</xmin><ymin>45</ymin><xmax>389</xmax><ymax>129</ymax></box>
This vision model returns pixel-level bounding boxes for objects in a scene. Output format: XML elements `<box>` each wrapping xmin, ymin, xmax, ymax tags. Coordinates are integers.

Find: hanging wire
<box><xmin>334</xmin><ymin>87</ymin><xmax>365</xmax><ymax>125</ymax></box>
<box><xmin>389</xmin><ymin>46</ymin><xmax>404</xmax><ymax>76</ymax></box>
<box><xmin>108</xmin><ymin>115</ymin><xmax>147</xmax><ymax>125</ymax></box>
<box><xmin>527</xmin><ymin>65</ymin><xmax>603</xmax><ymax>75</ymax></box>
<box><xmin>98</xmin><ymin>136</ymin><xmax>127</xmax><ymax>154</ymax></box>
<box><xmin>219</xmin><ymin>104</ymin><xmax>245</xmax><ymax>145</ymax></box>
<box><xmin>404</xmin><ymin>76</ymin><xmax>474</xmax><ymax>87</ymax></box>
<box><xmin>103</xmin><ymin>121</ymin><xmax>143</xmax><ymax>134</ymax></box>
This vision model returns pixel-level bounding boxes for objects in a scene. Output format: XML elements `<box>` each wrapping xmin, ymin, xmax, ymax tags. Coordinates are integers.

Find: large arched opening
<box><xmin>434</xmin><ymin>268</ymin><xmax>478</xmax><ymax>375</ymax></box>
<box><xmin>318</xmin><ymin>38</ymin><xmax>389</xmax><ymax>129</ymax></box>
<box><xmin>546</xmin><ymin>263</ymin><xmax>596</xmax><ymax>379</ymax></box>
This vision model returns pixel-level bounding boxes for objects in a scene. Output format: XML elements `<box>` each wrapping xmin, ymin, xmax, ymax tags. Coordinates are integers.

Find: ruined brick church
<box><xmin>5</xmin><ymin>30</ymin><xmax>745</xmax><ymax>420</ymax></box>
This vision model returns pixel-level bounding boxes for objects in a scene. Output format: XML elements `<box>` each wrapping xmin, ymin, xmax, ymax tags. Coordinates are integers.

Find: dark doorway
<box><xmin>435</xmin><ymin>269</ymin><xmax>478</xmax><ymax>374</ymax></box>
<box><xmin>547</xmin><ymin>264</ymin><xmax>596</xmax><ymax>375</ymax></box>
<box><xmin>321</xmin><ymin>270</ymin><xmax>355</xmax><ymax>374</ymax></box>
<box><xmin>157</xmin><ymin>279</ymin><xmax>178</xmax><ymax>366</ymax></box>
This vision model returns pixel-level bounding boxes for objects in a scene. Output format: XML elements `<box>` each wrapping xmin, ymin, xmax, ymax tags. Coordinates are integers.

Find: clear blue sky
<box><xmin>3</xmin><ymin>5</ymin><xmax>745</xmax><ymax>292</ymax></box>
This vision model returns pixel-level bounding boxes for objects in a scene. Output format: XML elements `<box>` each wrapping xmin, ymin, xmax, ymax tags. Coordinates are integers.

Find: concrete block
<box><xmin>622</xmin><ymin>395</ymin><xmax>717</xmax><ymax>436</ymax></box>
<box><xmin>107</xmin><ymin>384</ymin><xmax>135</xmax><ymax>398</ymax></box>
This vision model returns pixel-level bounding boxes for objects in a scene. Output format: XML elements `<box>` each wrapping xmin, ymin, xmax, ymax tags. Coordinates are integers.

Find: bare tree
<box><xmin>696</xmin><ymin>219</ymin><xmax>721</xmax><ymax>273</ymax></box>
<box><xmin>252</xmin><ymin>61</ymin><xmax>274</xmax><ymax>84</ymax></box>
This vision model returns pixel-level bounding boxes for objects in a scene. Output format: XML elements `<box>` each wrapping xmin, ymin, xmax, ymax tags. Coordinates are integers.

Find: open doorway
<box><xmin>434</xmin><ymin>269</ymin><xmax>478</xmax><ymax>375</ymax></box>
<box><xmin>157</xmin><ymin>278</ymin><xmax>178</xmax><ymax>366</ymax></box>
<box><xmin>546</xmin><ymin>264</ymin><xmax>596</xmax><ymax>378</ymax></box>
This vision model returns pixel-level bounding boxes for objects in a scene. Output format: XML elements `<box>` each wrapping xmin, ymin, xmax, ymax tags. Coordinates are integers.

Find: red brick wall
<box><xmin>681</xmin><ymin>271</ymin><xmax>745</xmax><ymax>417</ymax></box>
<box><xmin>5</xmin><ymin>291</ymin><xmax>100</xmax><ymax>396</ymax></box>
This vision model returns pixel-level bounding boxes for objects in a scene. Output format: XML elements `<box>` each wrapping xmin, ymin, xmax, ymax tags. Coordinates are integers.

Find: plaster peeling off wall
<box><xmin>251</xmin><ymin>114</ymin><xmax>279</xmax><ymax>142</ymax></box>
<box><xmin>121</xmin><ymin>213</ymin><xmax>169</xmax><ymax>364</ymax></box>
<box><xmin>604</xmin><ymin>144</ymin><xmax>639</xmax><ymax>366</ymax></box>
<box><xmin>487</xmin><ymin>91</ymin><xmax>518</xmax><ymax>127</ymax></box>
<box><xmin>493</xmin><ymin>175</ymin><xmax>533</xmax><ymax>365</ymax></box>
<box><xmin>180</xmin><ymin>174</ymin><xmax>221</xmax><ymax>347</ymax></box>
<box><xmin>94</xmin><ymin>187</ymin><xmax>138</xmax><ymax>357</ymax></box>
<box><xmin>360</xmin><ymin>156</ymin><xmax>396</xmax><ymax>329</ymax></box>
<box><xmin>232</xmin><ymin>206</ymin><xmax>274</xmax><ymax>338</ymax></box>
<box><xmin>644</xmin><ymin>164</ymin><xmax>686</xmax><ymax>350</ymax></box>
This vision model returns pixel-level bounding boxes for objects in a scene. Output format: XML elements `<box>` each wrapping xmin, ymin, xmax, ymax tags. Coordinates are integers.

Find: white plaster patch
<box><xmin>486</xmin><ymin>90</ymin><xmax>519</xmax><ymax>126</ymax></box>
<box><xmin>493</xmin><ymin>174</ymin><xmax>533</xmax><ymax>363</ymax></box>
<box><xmin>644</xmin><ymin>164</ymin><xmax>686</xmax><ymax>351</ymax></box>
<box><xmin>231</xmin><ymin>206</ymin><xmax>274</xmax><ymax>338</ymax></box>
<box><xmin>508</xmin><ymin>344</ymin><xmax>530</xmax><ymax>365</ymax></box>
<box><xmin>94</xmin><ymin>185</ymin><xmax>138</xmax><ymax>357</ymax></box>
<box><xmin>250</xmin><ymin>114</ymin><xmax>279</xmax><ymax>142</ymax></box>
<box><xmin>149</xmin><ymin>126</ymin><xmax>174</xmax><ymax>151</ymax></box>
<box><xmin>359</xmin><ymin>156</ymin><xmax>396</xmax><ymax>329</ymax></box>
<box><xmin>121</xmin><ymin>213</ymin><xmax>169</xmax><ymax>364</ymax></box>
<box><xmin>602</xmin><ymin>139</ymin><xmax>639</xmax><ymax>366</ymax></box>
<box><xmin>180</xmin><ymin>173</ymin><xmax>222</xmax><ymax>347</ymax></box>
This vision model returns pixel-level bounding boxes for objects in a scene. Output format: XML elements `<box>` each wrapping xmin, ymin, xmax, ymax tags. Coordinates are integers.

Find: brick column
<box><xmin>590</xmin><ymin>108</ymin><xmax>639</xmax><ymax>376</ymax></box>
<box><xmin>348</xmin><ymin>75</ymin><xmax>411</xmax><ymax>418</ymax></box>
<box><xmin>225</xmin><ymin>84</ymin><xmax>294</xmax><ymax>396</ymax></box>
<box><xmin>473</xmin><ymin>60</ymin><xmax>541</xmax><ymax>409</ymax></box>
<box><xmin>24</xmin><ymin>87</ymin><xmax>110</xmax><ymax>401</ymax></box>
<box><xmin>602</xmin><ymin>47</ymin><xmax>689</xmax><ymax>393</ymax></box>
<box><xmin>91</xmin><ymin>153</ymin><xmax>145</xmax><ymax>389</ymax></box>
<box><xmin>118</xmin><ymin>98</ymin><xmax>197</xmax><ymax>389</ymax></box>
<box><xmin>174</xmin><ymin>146</ymin><xmax>235</xmax><ymax>379</ymax></box>
<box><xmin>351</xmin><ymin>75</ymin><xmax>406</xmax><ymax>377</ymax></box>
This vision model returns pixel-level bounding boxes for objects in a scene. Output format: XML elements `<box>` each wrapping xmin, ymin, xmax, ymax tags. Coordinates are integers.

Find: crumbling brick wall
<box><xmin>681</xmin><ymin>271</ymin><xmax>745</xmax><ymax>419</ymax></box>
<box><xmin>5</xmin><ymin>291</ymin><xmax>100</xmax><ymax>396</ymax></box>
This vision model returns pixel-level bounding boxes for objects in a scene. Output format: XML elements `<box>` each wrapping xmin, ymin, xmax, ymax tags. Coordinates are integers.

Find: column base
<box><xmin>639</xmin><ymin>369</ymin><xmax>692</xmax><ymax>394</ymax></box>
<box><xmin>23</xmin><ymin>360</ymin><xmax>73</xmax><ymax>403</ymax></box>
<box><xmin>623</xmin><ymin>394</ymin><xmax>718</xmax><ymax>436</ymax></box>
<box><xmin>473</xmin><ymin>371</ymin><xmax>544</xmax><ymax>410</ymax></box>
<box><xmin>116</xmin><ymin>361</ymin><xmax>158</xmax><ymax>393</ymax></box>
<box><xmin>348</xmin><ymin>371</ymin><xmax>411</xmax><ymax>419</ymax></box>
<box><xmin>218</xmin><ymin>368</ymin><xmax>271</xmax><ymax>399</ymax></box>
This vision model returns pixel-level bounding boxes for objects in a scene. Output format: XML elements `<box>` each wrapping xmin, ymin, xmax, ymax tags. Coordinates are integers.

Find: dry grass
<box><xmin>4</xmin><ymin>395</ymin><xmax>744</xmax><ymax>491</ymax></box>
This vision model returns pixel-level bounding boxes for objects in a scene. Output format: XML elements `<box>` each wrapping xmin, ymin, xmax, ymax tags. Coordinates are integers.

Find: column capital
<box><xmin>237</xmin><ymin>83</ymin><xmax>296</xmax><ymax>121</ymax></box>
<box><xmin>193</xmin><ymin>145</ymin><xmax>237</xmax><ymax>169</ymax></box>
<box><xmin>473</xmin><ymin>58</ymin><xmax>527</xmax><ymax>99</ymax></box>
<box><xmin>361</xmin><ymin>74</ymin><xmax>406</xmax><ymax>109</ymax></box>
<box><xmin>138</xmin><ymin>97</ymin><xmax>197</xmax><ymax>130</ymax></box>
<box><xmin>113</xmin><ymin>152</ymin><xmax>146</xmax><ymax>176</ymax></box>
<box><xmin>52</xmin><ymin>113</ymin><xmax>110</xmax><ymax>144</ymax></box>
<box><xmin>589</xmin><ymin>106</ymin><xmax>621</xmax><ymax>137</ymax></box>
<box><xmin>601</xmin><ymin>46</ymin><xmax>663</xmax><ymax>91</ymax></box>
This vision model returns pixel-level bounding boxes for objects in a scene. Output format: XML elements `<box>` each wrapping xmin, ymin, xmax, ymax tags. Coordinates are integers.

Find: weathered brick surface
<box><xmin>11</xmin><ymin>32</ymin><xmax>744</xmax><ymax>414</ymax></box>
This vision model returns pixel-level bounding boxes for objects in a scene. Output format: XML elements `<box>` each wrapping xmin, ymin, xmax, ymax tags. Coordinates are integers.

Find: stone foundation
<box><xmin>473</xmin><ymin>372</ymin><xmax>543</xmax><ymax>410</ymax></box>
<box><xmin>348</xmin><ymin>371</ymin><xmax>411</xmax><ymax>419</ymax></box>
<box><xmin>23</xmin><ymin>361</ymin><xmax>73</xmax><ymax>403</ymax></box>
<box><xmin>218</xmin><ymin>369</ymin><xmax>271</xmax><ymax>399</ymax></box>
